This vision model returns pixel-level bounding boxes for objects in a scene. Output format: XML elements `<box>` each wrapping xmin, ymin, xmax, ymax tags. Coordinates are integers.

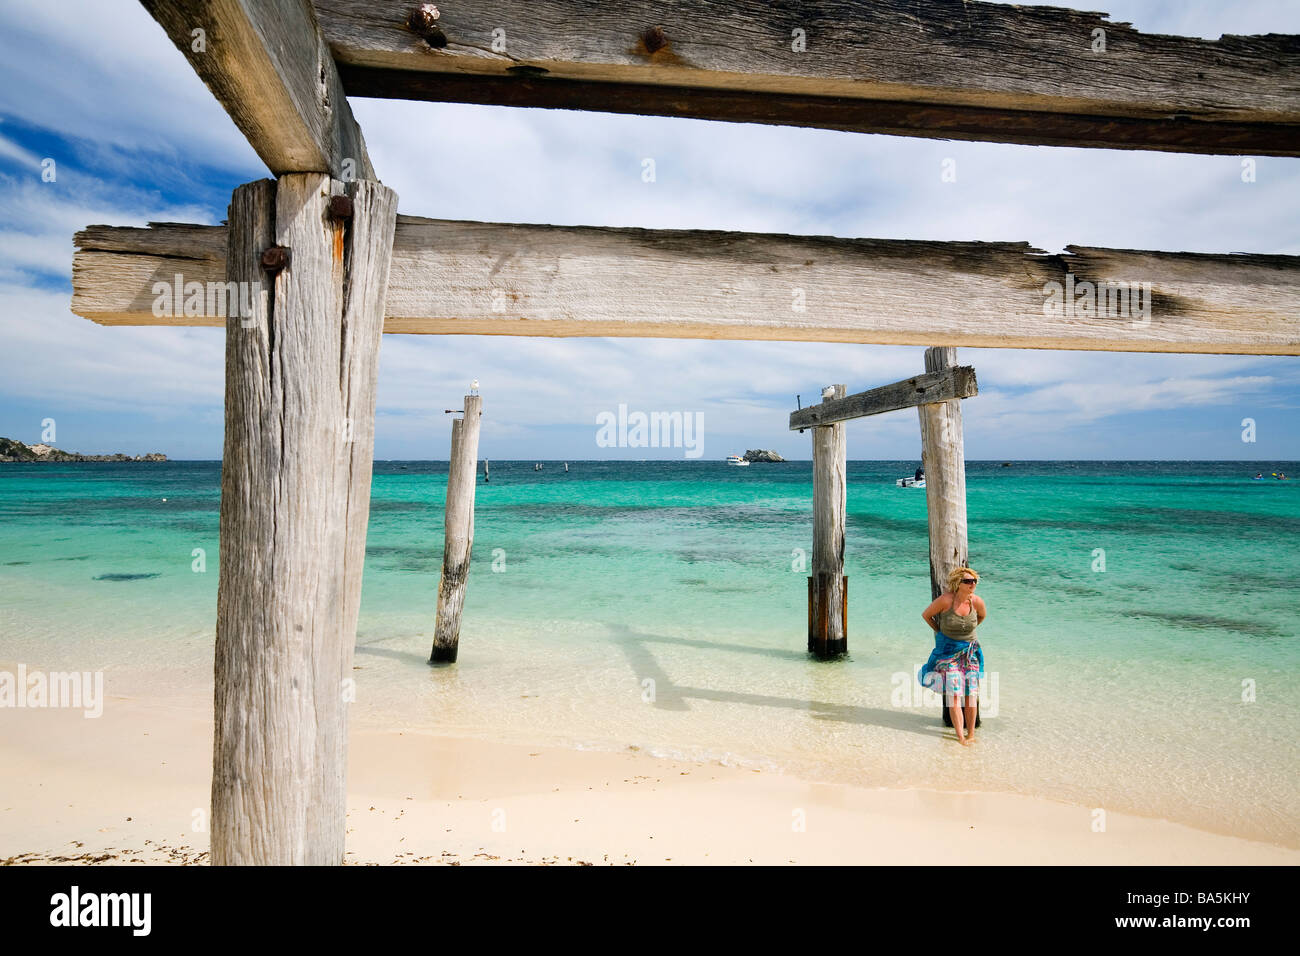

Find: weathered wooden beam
<box><xmin>317</xmin><ymin>0</ymin><xmax>1300</xmax><ymax>156</ymax></box>
<box><xmin>211</xmin><ymin>174</ymin><xmax>398</xmax><ymax>865</ymax></box>
<box><xmin>790</xmin><ymin>366</ymin><xmax>977</xmax><ymax>430</ymax></box>
<box><xmin>140</xmin><ymin>0</ymin><xmax>374</xmax><ymax>179</ymax></box>
<box><xmin>430</xmin><ymin>393</ymin><xmax>483</xmax><ymax>664</ymax></box>
<box><xmin>72</xmin><ymin>218</ymin><xmax>1300</xmax><ymax>355</ymax></box>
<box><xmin>809</xmin><ymin>384</ymin><xmax>847</xmax><ymax>659</ymax></box>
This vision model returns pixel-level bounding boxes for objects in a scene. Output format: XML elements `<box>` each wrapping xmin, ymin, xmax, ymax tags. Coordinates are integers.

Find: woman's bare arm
<box><xmin>974</xmin><ymin>595</ymin><xmax>987</xmax><ymax>625</ymax></box>
<box><xmin>921</xmin><ymin>595</ymin><xmax>950</xmax><ymax>632</ymax></box>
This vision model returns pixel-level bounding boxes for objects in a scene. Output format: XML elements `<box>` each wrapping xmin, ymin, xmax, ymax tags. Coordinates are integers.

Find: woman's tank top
<box><xmin>938</xmin><ymin>592</ymin><xmax>978</xmax><ymax>639</ymax></box>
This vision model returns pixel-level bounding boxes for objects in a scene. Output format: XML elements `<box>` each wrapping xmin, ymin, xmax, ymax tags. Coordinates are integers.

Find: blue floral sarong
<box><xmin>918</xmin><ymin>631</ymin><xmax>984</xmax><ymax>700</ymax></box>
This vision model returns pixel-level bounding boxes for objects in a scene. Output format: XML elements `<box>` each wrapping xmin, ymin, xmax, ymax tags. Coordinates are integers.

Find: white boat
<box><xmin>896</xmin><ymin>476</ymin><xmax>925</xmax><ymax>488</ymax></box>
<box><xmin>726</xmin><ymin>455</ymin><xmax>750</xmax><ymax>466</ymax></box>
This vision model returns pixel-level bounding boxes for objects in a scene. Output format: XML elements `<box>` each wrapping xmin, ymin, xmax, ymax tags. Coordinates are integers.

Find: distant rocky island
<box><xmin>0</xmin><ymin>437</ymin><xmax>166</xmax><ymax>463</ymax></box>
<box><xmin>743</xmin><ymin>449</ymin><xmax>785</xmax><ymax>463</ymax></box>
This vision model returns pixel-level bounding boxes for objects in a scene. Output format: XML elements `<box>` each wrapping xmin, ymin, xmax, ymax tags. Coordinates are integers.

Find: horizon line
<box><xmin>92</xmin><ymin>457</ymin><xmax>1300</xmax><ymax>464</ymax></box>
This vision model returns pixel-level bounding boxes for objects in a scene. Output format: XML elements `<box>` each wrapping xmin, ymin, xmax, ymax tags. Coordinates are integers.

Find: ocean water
<box><xmin>2</xmin><ymin>459</ymin><xmax>1298</xmax><ymax>847</ymax></box>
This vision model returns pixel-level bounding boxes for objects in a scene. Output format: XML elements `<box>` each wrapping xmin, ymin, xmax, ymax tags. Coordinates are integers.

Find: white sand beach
<box><xmin>2</xmin><ymin>692</ymin><xmax>1295</xmax><ymax>866</ymax></box>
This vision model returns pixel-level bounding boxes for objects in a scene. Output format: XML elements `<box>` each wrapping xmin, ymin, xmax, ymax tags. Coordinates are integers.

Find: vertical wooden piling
<box><xmin>212</xmin><ymin>174</ymin><xmax>398</xmax><ymax>865</ymax></box>
<box><xmin>917</xmin><ymin>349</ymin><xmax>969</xmax><ymax>599</ymax></box>
<box><xmin>431</xmin><ymin>393</ymin><xmax>483</xmax><ymax>663</ymax></box>
<box><xmin>809</xmin><ymin>384</ymin><xmax>847</xmax><ymax>658</ymax></box>
<box><xmin>917</xmin><ymin>346</ymin><xmax>977</xmax><ymax>726</ymax></box>
<box><xmin>483</xmin><ymin>459</ymin><xmax>490</xmax><ymax>483</ymax></box>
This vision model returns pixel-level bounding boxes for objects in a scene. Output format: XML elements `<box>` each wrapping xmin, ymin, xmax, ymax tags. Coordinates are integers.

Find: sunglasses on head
<box><xmin>960</xmin><ymin>578</ymin><xmax>976</xmax><ymax>585</ymax></box>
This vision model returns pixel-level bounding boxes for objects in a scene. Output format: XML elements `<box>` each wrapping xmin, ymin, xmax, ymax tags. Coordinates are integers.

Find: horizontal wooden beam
<box><xmin>73</xmin><ymin>217</ymin><xmax>1300</xmax><ymax>355</ymax></box>
<box><xmin>315</xmin><ymin>0</ymin><xmax>1300</xmax><ymax>156</ymax></box>
<box><xmin>790</xmin><ymin>367</ymin><xmax>978</xmax><ymax>430</ymax></box>
<box><xmin>140</xmin><ymin>0</ymin><xmax>373</xmax><ymax>179</ymax></box>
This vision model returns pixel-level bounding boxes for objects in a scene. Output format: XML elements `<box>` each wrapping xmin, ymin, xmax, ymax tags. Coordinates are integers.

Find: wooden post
<box><xmin>918</xmin><ymin>350</ymin><xmax>968</xmax><ymax>598</ymax></box>
<box><xmin>917</xmin><ymin>346</ymin><xmax>978</xmax><ymax>726</ymax></box>
<box><xmin>483</xmin><ymin>459</ymin><xmax>490</xmax><ymax>483</ymax></box>
<box><xmin>212</xmin><ymin>174</ymin><xmax>398</xmax><ymax>865</ymax></box>
<box><xmin>430</xmin><ymin>393</ymin><xmax>483</xmax><ymax>663</ymax></box>
<box><xmin>809</xmin><ymin>384</ymin><xmax>847</xmax><ymax>658</ymax></box>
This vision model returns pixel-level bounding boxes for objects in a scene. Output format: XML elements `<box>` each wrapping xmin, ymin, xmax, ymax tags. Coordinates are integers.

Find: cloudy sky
<box><xmin>1</xmin><ymin>0</ymin><xmax>1297</xmax><ymax>461</ymax></box>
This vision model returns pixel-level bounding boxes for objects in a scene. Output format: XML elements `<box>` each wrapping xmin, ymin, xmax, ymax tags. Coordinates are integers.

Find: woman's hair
<box><xmin>946</xmin><ymin>566</ymin><xmax>980</xmax><ymax>592</ymax></box>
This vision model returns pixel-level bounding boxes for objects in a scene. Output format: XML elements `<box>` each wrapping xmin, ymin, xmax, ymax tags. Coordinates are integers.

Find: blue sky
<box><xmin>0</xmin><ymin>0</ymin><xmax>1297</xmax><ymax>461</ymax></box>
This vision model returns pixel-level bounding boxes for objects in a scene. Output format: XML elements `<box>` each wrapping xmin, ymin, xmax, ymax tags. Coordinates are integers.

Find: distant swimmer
<box><xmin>1254</xmin><ymin>473</ymin><xmax>1264</xmax><ymax>479</ymax></box>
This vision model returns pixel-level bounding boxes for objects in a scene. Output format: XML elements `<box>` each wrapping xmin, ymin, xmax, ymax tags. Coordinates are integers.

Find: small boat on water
<box><xmin>726</xmin><ymin>454</ymin><xmax>750</xmax><ymax>466</ymax></box>
<box><xmin>897</xmin><ymin>465</ymin><xmax>925</xmax><ymax>487</ymax></box>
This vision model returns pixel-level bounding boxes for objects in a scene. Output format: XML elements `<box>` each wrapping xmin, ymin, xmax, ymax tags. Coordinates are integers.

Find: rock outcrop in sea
<box><xmin>0</xmin><ymin>437</ymin><xmax>167</xmax><ymax>463</ymax></box>
<box><xmin>742</xmin><ymin>449</ymin><xmax>785</xmax><ymax>463</ymax></box>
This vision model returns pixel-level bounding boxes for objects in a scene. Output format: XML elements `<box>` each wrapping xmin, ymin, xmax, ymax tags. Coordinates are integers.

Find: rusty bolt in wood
<box><xmin>260</xmin><ymin>246</ymin><xmax>290</xmax><ymax>273</ymax></box>
<box><xmin>643</xmin><ymin>26</ymin><xmax>667</xmax><ymax>53</ymax></box>
<box><xmin>407</xmin><ymin>4</ymin><xmax>447</xmax><ymax>47</ymax></box>
<box><xmin>328</xmin><ymin>194</ymin><xmax>354</xmax><ymax>222</ymax></box>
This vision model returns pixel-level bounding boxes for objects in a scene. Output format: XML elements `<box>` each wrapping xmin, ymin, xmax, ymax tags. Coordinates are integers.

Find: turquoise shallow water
<box><xmin>2</xmin><ymin>459</ymin><xmax>1298</xmax><ymax>846</ymax></box>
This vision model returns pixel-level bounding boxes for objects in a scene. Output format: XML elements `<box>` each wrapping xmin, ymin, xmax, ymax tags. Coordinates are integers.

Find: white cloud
<box><xmin>0</xmin><ymin>125</ymin><xmax>40</xmax><ymax>170</ymax></box>
<box><xmin>0</xmin><ymin>283</ymin><xmax>224</xmax><ymax>412</ymax></box>
<box><xmin>0</xmin><ymin>0</ymin><xmax>262</xmax><ymax>174</ymax></box>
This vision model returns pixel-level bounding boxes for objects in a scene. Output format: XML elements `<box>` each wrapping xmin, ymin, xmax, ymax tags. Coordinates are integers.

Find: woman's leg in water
<box><xmin>949</xmin><ymin>697</ymin><xmax>967</xmax><ymax>743</ymax></box>
<box><xmin>947</xmin><ymin>675</ymin><xmax>968</xmax><ymax>744</ymax></box>
<box><xmin>962</xmin><ymin>660</ymin><xmax>979</xmax><ymax>740</ymax></box>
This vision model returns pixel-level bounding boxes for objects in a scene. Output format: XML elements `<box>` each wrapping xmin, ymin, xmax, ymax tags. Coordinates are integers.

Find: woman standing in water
<box><xmin>919</xmin><ymin>567</ymin><xmax>986</xmax><ymax>745</ymax></box>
